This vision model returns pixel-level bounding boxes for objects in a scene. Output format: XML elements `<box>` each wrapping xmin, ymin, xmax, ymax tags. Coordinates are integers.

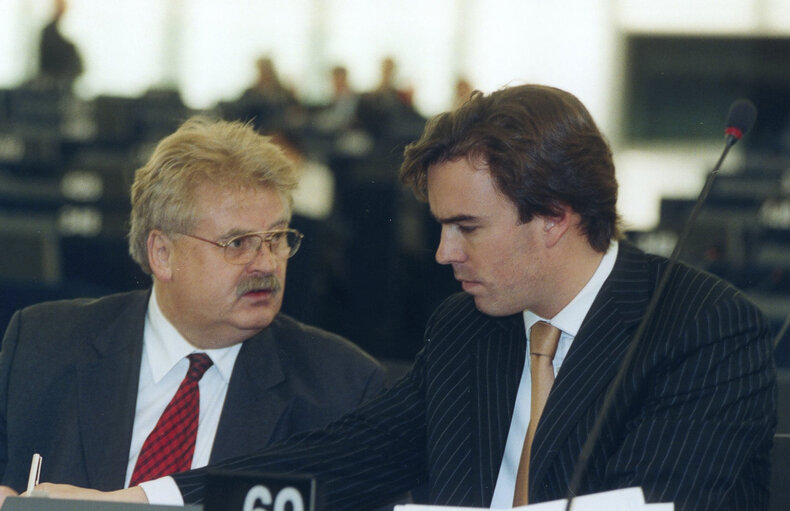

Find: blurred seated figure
<box><xmin>313</xmin><ymin>65</ymin><xmax>360</xmax><ymax>134</ymax></box>
<box><xmin>242</xmin><ymin>56</ymin><xmax>296</xmax><ymax>106</ymax></box>
<box><xmin>270</xmin><ymin>129</ymin><xmax>343</xmax><ymax>329</ymax></box>
<box><xmin>272</xmin><ymin>130</ymin><xmax>335</xmax><ymax>221</ymax></box>
<box><xmin>368</xmin><ymin>56</ymin><xmax>414</xmax><ymax>111</ymax></box>
<box><xmin>236</xmin><ymin>56</ymin><xmax>300</xmax><ymax>132</ymax></box>
<box><xmin>356</xmin><ymin>56</ymin><xmax>425</xmax><ymax>157</ymax></box>
<box><xmin>452</xmin><ymin>76</ymin><xmax>473</xmax><ymax>109</ymax></box>
<box><xmin>36</xmin><ymin>0</ymin><xmax>83</xmax><ymax>91</ymax></box>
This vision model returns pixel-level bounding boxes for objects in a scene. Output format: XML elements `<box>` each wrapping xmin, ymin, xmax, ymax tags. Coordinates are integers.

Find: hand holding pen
<box><xmin>0</xmin><ymin>454</ymin><xmax>38</xmax><ymax>507</ymax></box>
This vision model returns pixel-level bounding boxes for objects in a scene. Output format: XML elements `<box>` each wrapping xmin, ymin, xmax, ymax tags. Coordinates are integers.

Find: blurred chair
<box><xmin>0</xmin><ymin>214</ymin><xmax>62</xmax><ymax>335</ymax></box>
<box><xmin>0</xmin><ymin>214</ymin><xmax>61</xmax><ymax>285</ymax></box>
<box><xmin>93</xmin><ymin>95</ymin><xmax>138</xmax><ymax>145</ymax></box>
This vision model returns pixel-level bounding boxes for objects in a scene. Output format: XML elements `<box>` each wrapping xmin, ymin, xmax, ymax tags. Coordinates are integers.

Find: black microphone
<box><xmin>562</xmin><ymin>99</ymin><xmax>757</xmax><ymax>510</ymax></box>
<box><xmin>725</xmin><ymin>99</ymin><xmax>758</xmax><ymax>147</ymax></box>
<box><xmin>718</xmin><ymin>101</ymin><xmax>790</xmax><ymax>352</ymax></box>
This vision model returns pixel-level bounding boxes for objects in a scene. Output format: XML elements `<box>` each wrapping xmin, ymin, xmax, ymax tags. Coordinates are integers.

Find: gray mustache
<box><xmin>236</xmin><ymin>274</ymin><xmax>281</xmax><ymax>297</ymax></box>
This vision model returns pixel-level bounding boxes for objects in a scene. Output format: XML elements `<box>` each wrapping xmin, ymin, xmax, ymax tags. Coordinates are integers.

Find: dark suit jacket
<box><xmin>173</xmin><ymin>242</ymin><xmax>776</xmax><ymax>511</ymax></box>
<box><xmin>0</xmin><ymin>290</ymin><xmax>385</xmax><ymax>492</ymax></box>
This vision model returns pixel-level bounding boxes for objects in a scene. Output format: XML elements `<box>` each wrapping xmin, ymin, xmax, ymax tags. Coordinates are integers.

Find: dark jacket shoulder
<box><xmin>261</xmin><ymin>312</ymin><xmax>385</xmax><ymax>386</ymax></box>
<box><xmin>2</xmin><ymin>290</ymin><xmax>148</xmax><ymax>355</ymax></box>
<box><xmin>10</xmin><ymin>290</ymin><xmax>148</xmax><ymax>331</ymax></box>
<box><xmin>620</xmin><ymin>241</ymin><xmax>763</xmax><ymax>317</ymax></box>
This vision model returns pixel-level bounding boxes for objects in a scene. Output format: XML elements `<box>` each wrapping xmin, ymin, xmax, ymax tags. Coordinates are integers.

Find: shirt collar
<box><xmin>145</xmin><ymin>286</ymin><xmax>242</xmax><ymax>383</ymax></box>
<box><xmin>523</xmin><ymin>240</ymin><xmax>619</xmax><ymax>336</ymax></box>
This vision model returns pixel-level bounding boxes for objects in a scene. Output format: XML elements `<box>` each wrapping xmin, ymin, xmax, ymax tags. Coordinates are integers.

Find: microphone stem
<box><xmin>669</xmin><ymin>143</ymin><xmax>731</xmax><ymax>262</ymax></box>
<box><xmin>774</xmin><ymin>314</ymin><xmax>790</xmax><ymax>350</ymax></box>
<box><xmin>562</xmin><ymin>140</ymin><xmax>733</xmax><ymax>510</ymax></box>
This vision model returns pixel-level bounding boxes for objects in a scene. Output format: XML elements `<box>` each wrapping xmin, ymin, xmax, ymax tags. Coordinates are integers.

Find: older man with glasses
<box><xmin>0</xmin><ymin>117</ymin><xmax>385</xmax><ymax>496</ymax></box>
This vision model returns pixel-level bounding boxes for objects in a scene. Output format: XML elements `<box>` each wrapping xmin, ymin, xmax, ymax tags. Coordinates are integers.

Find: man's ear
<box><xmin>542</xmin><ymin>204</ymin><xmax>573</xmax><ymax>248</ymax></box>
<box><xmin>147</xmin><ymin>230</ymin><xmax>175</xmax><ymax>281</ymax></box>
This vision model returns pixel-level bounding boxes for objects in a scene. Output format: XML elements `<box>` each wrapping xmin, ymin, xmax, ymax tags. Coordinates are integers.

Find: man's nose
<box><xmin>435</xmin><ymin>228</ymin><xmax>465</xmax><ymax>265</ymax></box>
<box><xmin>247</xmin><ymin>242</ymin><xmax>278</xmax><ymax>271</ymax></box>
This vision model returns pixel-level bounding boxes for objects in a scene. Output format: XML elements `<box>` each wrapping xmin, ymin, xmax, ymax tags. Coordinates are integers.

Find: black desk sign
<box><xmin>203</xmin><ymin>471</ymin><xmax>321</xmax><ymax>511</ymax></box>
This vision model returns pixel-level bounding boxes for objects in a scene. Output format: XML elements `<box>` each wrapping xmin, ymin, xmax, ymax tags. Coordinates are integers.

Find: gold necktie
<box><xmin>513</xmin><ymin>321</ymin><xmax>561</xmax><ymax>506</ymax></box>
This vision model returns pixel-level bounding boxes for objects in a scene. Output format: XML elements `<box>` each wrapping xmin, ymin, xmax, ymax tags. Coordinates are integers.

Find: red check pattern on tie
<box><xmin>130</xmin><ymin>353</ymin><xmax>213</xmax><ymax>486</ymax></box>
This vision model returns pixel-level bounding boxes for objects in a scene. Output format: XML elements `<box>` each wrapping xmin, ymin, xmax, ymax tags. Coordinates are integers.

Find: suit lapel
<box><xmin>209</xmin><ymin>327</ymin><xmax>287</xmax><ymax>463</ymax></box>
<box><xmin>472</xmin><ymin>313</ymin><xmax>526</xmax><ymax>506</ymax></box>
<box><xmin>529</xmin><ymin>244</ymin><xmax>651</xmax><ymax>492</ymax></box>
<box><xmin>77</xmin><ymin>291</ymin><xmax>148</xmax><ymax>490</ymax></box>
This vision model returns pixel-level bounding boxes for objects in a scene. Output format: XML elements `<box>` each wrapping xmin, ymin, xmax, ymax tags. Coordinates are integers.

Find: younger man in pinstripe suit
<box><xmin>22</xmin><ymin>85</ymin><xmax>776</xmax><ymax>511</ymax></box>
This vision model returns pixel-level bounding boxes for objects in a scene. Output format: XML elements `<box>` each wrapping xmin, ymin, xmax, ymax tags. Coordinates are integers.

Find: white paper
<box><xmin>394</xmin><ymin>487</ymin><xmax>673</xmax><ymax>511</ymax></box>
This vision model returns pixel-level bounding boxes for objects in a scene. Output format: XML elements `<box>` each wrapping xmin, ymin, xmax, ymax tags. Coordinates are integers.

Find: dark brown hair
<box><xmin>399</xmin><ymin>84</ymin><xmax>621</xmax><ymax>252</ymax></box>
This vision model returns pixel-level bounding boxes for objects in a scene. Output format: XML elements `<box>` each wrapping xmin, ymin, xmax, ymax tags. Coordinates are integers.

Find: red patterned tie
<box><xmin>130</xmin><ymin>353</ymin><xmax>213</xmax><ymax>486</ymax></box>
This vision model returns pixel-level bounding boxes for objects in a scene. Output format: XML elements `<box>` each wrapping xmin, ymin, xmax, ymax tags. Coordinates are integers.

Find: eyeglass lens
<box><xmin>224</xmin><ymin>231</ymin><xmax>300</xmax><ymax>263</ymax></box>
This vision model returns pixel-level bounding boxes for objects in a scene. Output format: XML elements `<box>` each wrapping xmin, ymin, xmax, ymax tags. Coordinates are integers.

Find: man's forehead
<box><xmin>427</xmin><ymin>160</ymin><xmax>497</xmax><ymax>214</ymax></box>
<box><xmin>194</xmin><ymin>181</ymin><xmax>284</xmax><ymax>206</ymax></box>
<box><xmin>428</xmin><ymin>186</ymin><xmax>488</xmax><ymax>224</ymax></box>
<box><xmin>193</xmin><ymin>185</ymin><xmax>289</xmax><ymax>228</ymax></box>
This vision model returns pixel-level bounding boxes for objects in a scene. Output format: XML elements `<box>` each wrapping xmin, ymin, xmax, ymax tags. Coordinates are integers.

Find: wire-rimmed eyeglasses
<box><xmin>178</xmin><ymin>229</ymin><xmax>303</xmax><ymax>265</ymax></box>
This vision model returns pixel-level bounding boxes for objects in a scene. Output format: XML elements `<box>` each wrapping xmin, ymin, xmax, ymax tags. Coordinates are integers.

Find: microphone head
<box><xmin>724</xmin><ymin>99</ymin><xmax>757</xmax><ymax>142</ymax></box>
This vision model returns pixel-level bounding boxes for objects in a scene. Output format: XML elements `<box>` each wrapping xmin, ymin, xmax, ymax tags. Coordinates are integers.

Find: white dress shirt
<box><xmin>489</xmin><ymin>241</ymin><xmax>618</xmax><ymax>508</ymax></box>
<box><xmin>131</xmin><ymin>289</ymin><xmax>241</xmax><ymax>501</ymax></box>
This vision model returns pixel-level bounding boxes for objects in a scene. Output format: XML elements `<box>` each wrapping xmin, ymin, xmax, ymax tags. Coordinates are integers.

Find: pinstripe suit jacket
<box><xmin>174</xmin><ymin>242</ymin><xmax>776</xmax><ymax>511</ymax></box>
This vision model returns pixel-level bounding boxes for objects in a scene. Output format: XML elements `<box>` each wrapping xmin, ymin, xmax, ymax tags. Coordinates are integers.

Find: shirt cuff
<box><xmin>139</xmin><ymin>476</ymin><xmax>184</xmax><ymax>506</ymax></box>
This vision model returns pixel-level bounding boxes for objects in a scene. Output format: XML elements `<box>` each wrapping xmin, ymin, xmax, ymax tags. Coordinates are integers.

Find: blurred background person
<box><xmin>242</xmin><ymin>56</ymin><xmax>296</xmax><ymax>107</ymax></box>
<box><xmin>452</xmin><ymin>76</ymin><xmax>473</xmax><ymax>109</ymax></box>
<box><xmin>235</xmin><ymin>56</ymin><xmax>301</xmax><ymax>133</ymax></box>
<box><xmin>35</xmin><ymin>0</ymin><xmax>83</xmax><ymax>90</ymax></box>
<box><xmin>313</xmin><ymin>65</ymin><xmax>360</xmax><ymax>135</ymax></box>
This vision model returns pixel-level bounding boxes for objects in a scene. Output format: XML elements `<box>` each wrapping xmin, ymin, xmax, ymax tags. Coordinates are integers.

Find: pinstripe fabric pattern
<box><xmin>172</xmin><ymin>242</ymin><xmax>776</xmax><ymax>511</ymax></box>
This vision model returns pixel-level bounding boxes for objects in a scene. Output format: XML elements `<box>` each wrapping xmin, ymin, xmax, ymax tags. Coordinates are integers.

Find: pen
<box><xmin>25</xmin><ymin>453</ymin><xmax>42</xmax><ymax>495</ymax></box>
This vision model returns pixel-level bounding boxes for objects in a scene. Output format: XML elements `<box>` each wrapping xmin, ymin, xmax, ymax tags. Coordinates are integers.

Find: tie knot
<box><xmin>530</xmin><ymin>321</ymin><xmax>560</xmax><ymax>359</ymax></box>
<box><xmin>186</xmin><ymin>353</ymin><xmax>213</xmax><ymax>381</ymax></box>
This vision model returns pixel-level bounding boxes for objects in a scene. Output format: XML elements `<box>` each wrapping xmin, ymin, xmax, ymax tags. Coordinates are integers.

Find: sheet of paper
<box><xmin>564</xmin><ymin>487</ymin><xmax>645</xmax><ymax>510</ymax></box>
<box><xmin>394</xmin><ymin>487</ymin><xmax>673</xmax><ymax>511</ymax></box>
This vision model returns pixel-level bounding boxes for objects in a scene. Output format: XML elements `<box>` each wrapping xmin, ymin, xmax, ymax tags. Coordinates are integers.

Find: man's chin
<box><xmin>233</xmin><ymin>302</ymin><xmax>280</xmax><ymax>331</ymax></box>
<box><xmin>222</xmin><ymin>318</ymin><xmax>274</xmax><ymax>345</ymax></box>
<box><xmin>471</xmin><ymin>295</ymin><xmax>517</xmax><ymax>317</ymax></box>
<box><xmin>471</xmin><ymin>295</ymin><xmax>495</xmax><ymax>316</ymax></box>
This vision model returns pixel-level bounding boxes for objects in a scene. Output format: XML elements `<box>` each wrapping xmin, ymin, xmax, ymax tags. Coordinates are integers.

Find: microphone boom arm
<box><xmin>562</xmin><ymin>100</ymin><xmax>756</xmax><ymax>509</ymax></box>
